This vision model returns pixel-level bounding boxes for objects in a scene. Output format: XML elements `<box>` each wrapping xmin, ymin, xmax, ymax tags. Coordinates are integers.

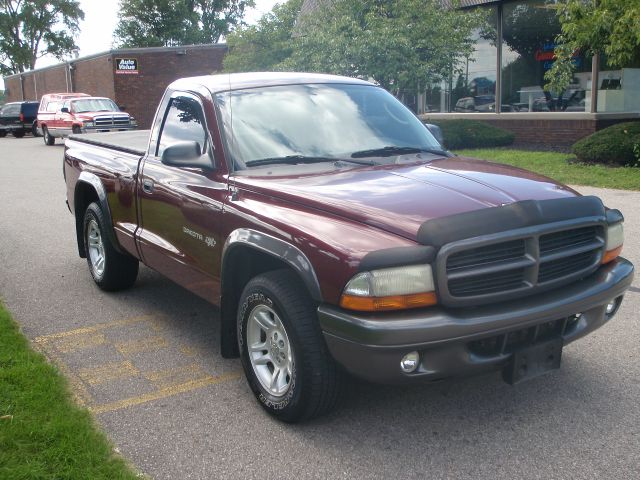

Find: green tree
<box><xmin>224</xmin><ymin>0</ymin><xmax>303</xmax><ymax>72</ymax></box>
<box><xmin>0</xmin><ymin>0</ymin><xmax>84</xmax><ymax>75</ymax></box>
<box><xmin>284</xmin><ymin>0</ymin><xmax>483</xmax><ymax>96</ymax></box>
<box><xmin>114</xmin><ymin>0</ymin><xmax>254</xmax><ymax>48</ymax></box>
<box><xmin>545</xmin><ymin>0</ymin><xmax>640</xmax><ymax>92</ymax></box>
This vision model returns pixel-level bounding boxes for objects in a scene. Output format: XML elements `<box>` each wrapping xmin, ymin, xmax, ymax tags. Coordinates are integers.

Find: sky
<box><xmin>1</xmin><ymin>0</ymin><xmax>282</xmax><ymax>89</ymax></box>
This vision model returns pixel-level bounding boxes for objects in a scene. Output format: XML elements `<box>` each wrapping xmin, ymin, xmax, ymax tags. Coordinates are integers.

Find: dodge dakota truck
<box><xmin>63</xmin><ymin>72</ymin><xmax>634</xmax><ymax>422</ymax></box>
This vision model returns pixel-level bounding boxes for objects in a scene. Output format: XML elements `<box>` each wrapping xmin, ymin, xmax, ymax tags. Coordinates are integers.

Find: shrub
<box><xmin>572</xmin><ymin>122</ymin><xmax>640</xmax><ymax>167</ymax></box>
<box><xmin>429</xmin><ymin>119</ymin><xmax>515</xmax><ymax>149</ymax></box>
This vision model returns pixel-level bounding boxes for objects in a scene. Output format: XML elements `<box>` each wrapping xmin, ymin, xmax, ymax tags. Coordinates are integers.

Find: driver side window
<box><xmin>157</xmin><ymin>95</ymin><xmax>207</xmax><ymax>158</ymax></box>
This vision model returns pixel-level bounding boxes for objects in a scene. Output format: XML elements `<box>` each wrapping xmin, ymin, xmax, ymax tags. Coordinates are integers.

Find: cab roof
<box><xmin>41</xmin><ymin>93</ymin><xmax>91</xmax><ymax>99</ymax></box>
<box><xmin>169</xmin><ymin>72</ymin><xmax>375</xmax><ymax>94</ymax></box>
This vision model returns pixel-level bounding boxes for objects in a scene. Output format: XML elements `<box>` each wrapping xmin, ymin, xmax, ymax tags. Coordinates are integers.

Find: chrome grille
<box><xmin>93</xmin><ymin>114</ymin><xmax>130</xmax><ymax>127</ymax></box>
<box><xmin>437</xmin><ymin>223</ymin><xmax>605</xmax><ymax>307</ymax></box>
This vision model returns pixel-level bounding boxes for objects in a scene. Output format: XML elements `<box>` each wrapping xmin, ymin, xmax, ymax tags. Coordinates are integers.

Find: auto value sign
<box><xmin>115</xmin><ymin>58</ymin><xmax>138</xmax><ymax>75</ymax></box>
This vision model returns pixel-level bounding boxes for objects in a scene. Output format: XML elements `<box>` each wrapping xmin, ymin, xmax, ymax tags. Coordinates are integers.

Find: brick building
<box><xmin>3</xmin><ymin>44</ymin><xmax>227</xmax><ymax>129</ymax></box>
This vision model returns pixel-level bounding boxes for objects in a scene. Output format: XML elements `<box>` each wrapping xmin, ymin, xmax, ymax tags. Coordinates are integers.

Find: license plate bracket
<box><xmin>503</xmin><ymin>337</ymin><xmax>563</xmax><ymax>385</ymax></box>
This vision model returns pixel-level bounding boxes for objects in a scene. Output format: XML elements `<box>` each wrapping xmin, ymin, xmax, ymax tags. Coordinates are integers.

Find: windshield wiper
<box><xmin>350</xmin><ymin>146</ymin><xmax>450</xmax><ymax>159</ymax></box>
<box><xmin>245</xmin><ymin>155</ymin><xmax>375</xmax><ymax>168</ymax></box>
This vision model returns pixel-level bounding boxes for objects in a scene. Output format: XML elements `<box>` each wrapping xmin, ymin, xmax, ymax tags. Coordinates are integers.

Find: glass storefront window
<box><xmin>593</xmin><ymin>59</ymin><xmax>640</xmax><ymax>113</ymax></box>
<box><xmin>501</xmin><ymin>0</ymin><xmax>591</xmax><ymax>113</ymax></box>
<box><xmin>422</xmin><ymin>0</ymin><xmax>639</xmax><ymax>115</ymax></box>
<box><xmin>424</xmin><ymin>7</ymin><xmax>497</xmax><ymax>113</ymax></box>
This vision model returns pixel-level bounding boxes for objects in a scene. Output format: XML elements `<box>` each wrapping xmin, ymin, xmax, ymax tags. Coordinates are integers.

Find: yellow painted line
<box><xmin>78</xmin><ymin>360</ymin><xmax>140</xmax><ymax>386</ymax></box>
<box><xmin>89</xmin><ymin>371</ymin><xmax>243</xmax><ymax>415</ymax></box>
<box><xmin>52</xmin><ymin>332</ymin><xmax>107</xmax><ymax>354</ymax></box>
<box><xmin>34</xmin><ymin>315</ymin><xmax>157</xmax><ymax>343</ymax></box>
<box><xmin>144</xmin><ymin>363</ymin><xmax>208</xmax><ymax>389</ymax></box>
<box><xmin>115</xmin><ymin>336</ymin><xmax>168</xmax><ymax>356</ymax></box>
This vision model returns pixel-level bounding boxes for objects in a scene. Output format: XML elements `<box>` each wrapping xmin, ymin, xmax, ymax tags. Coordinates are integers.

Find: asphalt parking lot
<box><xmin>1</xmin><ymin>136</ymin><xmax>639</xmax><ymax>479</ymax></box>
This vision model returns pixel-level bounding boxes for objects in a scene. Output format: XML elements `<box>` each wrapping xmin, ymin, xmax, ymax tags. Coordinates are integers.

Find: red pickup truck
<box><xmin>38</xmin><ymin>93</ymin><xmax>137</xmax><ymax>145</ymax></box>
<box><xmin>63</xmin><ymin>73</ymin><xmax>634</xmax><ymax>422</ymax></box>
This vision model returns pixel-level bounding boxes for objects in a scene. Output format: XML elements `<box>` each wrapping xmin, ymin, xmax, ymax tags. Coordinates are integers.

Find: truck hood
<box><xmin>234</xmin><ymin>156</ymin><xmax>579</xmax><ymax>242</ymax></box>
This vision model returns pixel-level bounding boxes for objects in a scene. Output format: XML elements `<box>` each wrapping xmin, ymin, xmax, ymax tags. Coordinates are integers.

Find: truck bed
<box><xmin>68</xmin><ymin>130</ymin><xmax>149</xmax><ymax>156</ymax></box>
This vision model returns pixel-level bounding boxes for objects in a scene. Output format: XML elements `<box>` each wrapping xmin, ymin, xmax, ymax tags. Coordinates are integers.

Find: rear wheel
<box><xmin>238</xmin><ymin>270</ymin><xmax>343</xmax><ymax>422</ymax></box>
<box><xmin>32</xmin><ymin>122</ymin><xmax>40</xmax><ymax>137</ymax></box>
<box><xmin>83</xmin><ymin>202</ymin><xmax>139</xmax><ymax>291</ymax></box>
<box><xmin>12</xmin><ymin>130</ymin><xmax>25</xmax><ymax>138</ymax></box>
<box><xmin>43</xmin><ymin>126</ymin><xmax>55</xmax><ymax>145</ymax></box>
<box><xmin>72</xmin><ymin>125</ymin><xmax>82</xmax><ymax>135</ymax></box>
<box><xmin>0</xmin><ymin>130</ymin><xmax>7</xmax><ymax>138</ymax></box>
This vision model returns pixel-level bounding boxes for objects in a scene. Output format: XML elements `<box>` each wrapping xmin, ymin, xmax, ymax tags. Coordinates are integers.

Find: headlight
<box><xmin>83</xmin><ymin>121</ymin><xmax>94</xmax><ymax>127</ymax></box>
<box><xmin>340</xmin><ymin>264</ymin><xmax>437</xmax><ymax>311</ymax></box>
<box><xmin>603</xmin><ymin>222</ymin><xmax>623</xmax><ymax>264</ymax></box>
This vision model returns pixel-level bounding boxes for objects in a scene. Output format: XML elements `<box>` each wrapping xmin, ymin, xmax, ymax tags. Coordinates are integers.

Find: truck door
<box><xmin>57</xmin><ymin>100</ymin><xmax>73</xmax><ymax>135</ymax></box>
<box><xmin>137</xmin><ymin>91</ymin><xmax>228</xmax><ymax>301</ymax></box>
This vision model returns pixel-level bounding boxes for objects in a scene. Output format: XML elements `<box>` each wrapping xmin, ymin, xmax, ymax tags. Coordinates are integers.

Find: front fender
<box><xmin>222</xmin><ymin>228</ymin><xmax>323</xmax><ymax>302</ymax></box>
<box><xmin>218</xmin><ymin>228</ymin><xmax>323</xmax><ymax>358</ymax></box>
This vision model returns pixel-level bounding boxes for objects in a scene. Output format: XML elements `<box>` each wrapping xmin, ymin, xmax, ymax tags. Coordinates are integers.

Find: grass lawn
<box><xmin>0</xmin><ymin>303</ymin><xmax>140</xmax><ymax>480</ymax></box>
<box><xmin>458</xmin><ymin>148</ymin><xmax>640</xmax><ymax>191</ymax></box>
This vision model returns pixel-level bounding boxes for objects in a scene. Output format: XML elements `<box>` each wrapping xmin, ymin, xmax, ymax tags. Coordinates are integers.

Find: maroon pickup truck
<box><xmin>63</xmin><ymin>72</ymin><xmax>634</xmax><ymax>422</ymax></box>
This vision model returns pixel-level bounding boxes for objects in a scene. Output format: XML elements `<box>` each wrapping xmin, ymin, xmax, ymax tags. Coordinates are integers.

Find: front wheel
<box><xmin>0</xmin><ymin>130</ymin><xmax>6</xmax><ymax>138</ymax></box>
<box><xmin>42</xmin><ymin>126</ymin><xmax>55</xmax><ymax>145</ymax></box>
<box><xmin>32</xmin><ymin>122</ymin><xmax>40</xmax><ymax>137</ymax></box>
<box><xmin>83</xmin><ymin>202</ymin><xmax>139</xmax><ymax>291</ymax></box>
<box><xmin>238</xmin><ymin>270</ymin><xmax>343</xmax><ymax>422</ymax></box>
<box><xmin>12</xmin><ymin>130</ymin><xmax>25</xmax><ymax>138</ymax></box>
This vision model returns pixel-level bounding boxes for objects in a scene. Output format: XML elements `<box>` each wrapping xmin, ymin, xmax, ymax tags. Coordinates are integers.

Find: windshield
<box><xmin>215</xmin><ymin>84</ymin><xmax>442</xmax><ymax>170</ymax></box>
<box><xmin>72</xmin><ymin>98</ymin><xmax>119</xmax><ymax>113</ymax></box>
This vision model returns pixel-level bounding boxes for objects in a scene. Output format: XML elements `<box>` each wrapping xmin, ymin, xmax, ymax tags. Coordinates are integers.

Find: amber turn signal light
<box><xmin>340</xmin><ymin>292</ymin><xmax>438</xmax><ymax>312</ymax></box>
<box><xmin>602</xmin><ymin>245</ymin><xmax>623</xmax><ymax>265</ymax></box>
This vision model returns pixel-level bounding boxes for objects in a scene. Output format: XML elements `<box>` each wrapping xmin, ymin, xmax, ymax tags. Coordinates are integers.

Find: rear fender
<box><xmin>74</xmin><ymin>171</ymin><xmax>123</xmax><ymax>257</ymax></box>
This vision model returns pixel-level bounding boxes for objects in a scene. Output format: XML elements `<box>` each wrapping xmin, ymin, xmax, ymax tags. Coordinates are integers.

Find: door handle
<box><xmin>142</xmin><ymin>178</ymin><xmax>154</xmax><ymax>194</ymax></box>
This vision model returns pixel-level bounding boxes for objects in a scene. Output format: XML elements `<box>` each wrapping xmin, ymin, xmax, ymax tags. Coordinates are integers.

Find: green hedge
<box><xmin>430</xmin><ymin>119</ymin><xmax>515</xmax><ymax>150</ymax></box>
<box><xmin>572</xmin><ymin>122</ymin><xmax>640</xmax><ymax>167</ymax></box>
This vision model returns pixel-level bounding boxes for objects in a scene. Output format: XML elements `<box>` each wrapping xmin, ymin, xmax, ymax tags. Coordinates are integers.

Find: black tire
<box><xmin>83</xmin><ymin>202</ymin><xmax>138</xmax><ymax>291</ymax></box>
<box><xmin>238</xmin><ymin>270</ymin><xmax>343</xmax><ymax>422</ymax></box>
<box><xmin>32</xmin><ymin>122</ymin><xmax>40</xmax><ymax>137</ymax></box>
<box><xmin>72</xmin><ymin>125</ymin><xmax>82</xmax><ymax>135</ymax></box>
<box><xmin>12</xmin><ymin>130</ymin><xmax>25</xmax><ymax>138</ymax></box>
<box><xmin>0</xmin><ymin>130</ymin><xmax>7</xmax><ymax>138</ymax></box>
<box><xmin>43</xmin><ymin>126</ymin><xmax>55</xmax><ymax>145</ymax></box>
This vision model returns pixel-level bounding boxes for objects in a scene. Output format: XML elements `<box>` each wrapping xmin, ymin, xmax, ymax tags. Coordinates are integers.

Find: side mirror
<box><xmin>60</xmin><ymin>107</ymin><xmax>70</xmax><ymax>113</ymax></box>
<box><xmin>425</xmin><ymin>123</ymin><xmax>444</xmax><ymax>146</ymax></box>
<box><xmin>161</xmin><ymin>141</ymin><xmax>213</xmax><ymax>170</ymax></box>
<box><xmin>119</xmin><ymin>105</ymin><xmax>126</xmax><ymax>111</ymax></box>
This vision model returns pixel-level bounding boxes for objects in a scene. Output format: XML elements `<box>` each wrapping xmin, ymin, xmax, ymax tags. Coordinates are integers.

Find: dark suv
<box><xmin>0</xmin><ymin>101</ymin><xmax>40</xmax><ymax>138</ymax></box>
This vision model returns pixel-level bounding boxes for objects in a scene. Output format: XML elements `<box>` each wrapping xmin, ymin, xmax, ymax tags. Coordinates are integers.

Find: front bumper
<box><xmin>81</xmin><ymin>125</ymin><xmax>137</xmax><ymax>133</ymax></box>
<box><xmin>318</xmin><ymin>258</ymin><xmax>634</xmax><ymax>384</ymax></box>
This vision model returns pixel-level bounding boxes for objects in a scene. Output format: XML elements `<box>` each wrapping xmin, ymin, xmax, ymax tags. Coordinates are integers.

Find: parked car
<box><xmin>454</xmin><ymin>95</ymin><xmax>518</xmax><ymax>113</ymax></box>
<box><xmin>0</xmin><ymin>101</ymin><xmax>39</xmax><ymax>138</ymax></box>
<box><xmin>38</xmin><ymin>93</ymin><xmax>137</xmax><ymax>145</ymax></box>
<box><xmin>63</xmin><ymin>72</ymin><xmax>633</xmax><ymax>422</ymax></box>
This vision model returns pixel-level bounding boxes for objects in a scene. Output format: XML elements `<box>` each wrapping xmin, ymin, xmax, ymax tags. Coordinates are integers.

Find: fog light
<box><xmin>605</xmin><ymin>301</ymin><xmax>616</xmax><ymax>315</ymax></box>
<box><xmin>400</xmin><ymin>351</ymin><xmax>420</xmax><ymax>373</ymax></box>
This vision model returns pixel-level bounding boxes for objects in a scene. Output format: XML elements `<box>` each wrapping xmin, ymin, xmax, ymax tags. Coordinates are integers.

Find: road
<box><xmin>1</xmin><ymin>136</ymin><xmax>639</xmax><ymax>479</ymax></box>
